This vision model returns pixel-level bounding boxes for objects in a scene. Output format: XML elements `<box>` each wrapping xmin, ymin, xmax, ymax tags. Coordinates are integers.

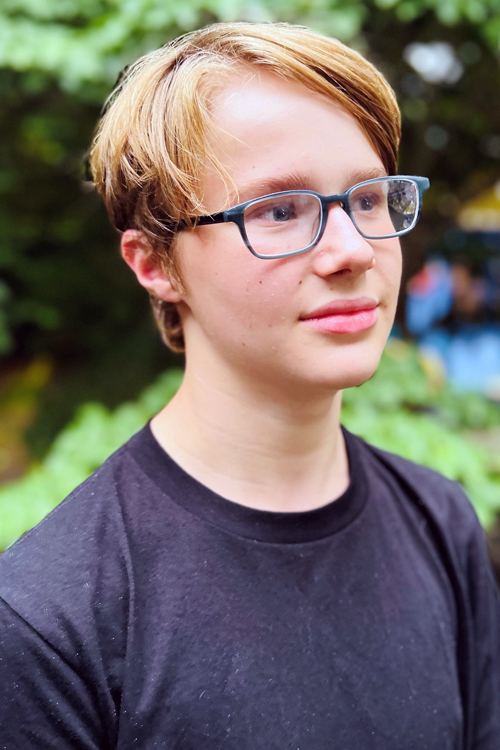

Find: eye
<box><xmin>245</xmin><ymin>198</ymin><xmax>300</xmax><ymax>224</ymax></box>
<box><xmin>244</xmin><ymin>193</ymin><xmax>319</xmax><ymax>230</ymax></box>
<box><xmin>353</xmin><ymin>193</ymin><xmax>380</xmax><ymax>212</ymax></box>
<box><xmin>263</xmin><ymin>202</ymin><xmax>297</xmax><ymax>223</ymax></box>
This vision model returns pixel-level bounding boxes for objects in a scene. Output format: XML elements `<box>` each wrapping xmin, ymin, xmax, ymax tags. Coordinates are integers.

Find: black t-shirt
<box><xmin>0</xmin><ymin>425</ymin><xmax>499</xmax><ymax>749</ymax></box>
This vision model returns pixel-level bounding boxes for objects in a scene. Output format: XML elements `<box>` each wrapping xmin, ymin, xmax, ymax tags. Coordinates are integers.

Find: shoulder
<box><xmin>346</xmin><ymin>430</ymin><xmax>500</xmax><ymax>635</ymax></box>
<box><xmin>345</xmin><ymin>426</ymin><xmax>475</xmax><ymax>505</ymax></box>
<box><xmin>344</xmin><ymin>427</ymin><xmax>484</xmax><ymax>563</ymax></box>
<box><xmin>0</xmin><ymin>438</ymin><xmax>129</xmax><ymax>577</ymax></box>
<box><xmin>0</xmin><ymin>436</ymin><xmax>148</xmax><ymax>744</ymax></box>
<box><xmin>0</xmin><ymin>433</ymin><xmax>142</xmax><ymax>661</ymax></box>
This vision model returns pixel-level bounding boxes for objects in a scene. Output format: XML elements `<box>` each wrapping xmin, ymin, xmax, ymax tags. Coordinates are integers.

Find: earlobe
<box><xmin>120</xmin><ymin>229</ymin><xmax>183</xmax><ymax>303</ymax></box>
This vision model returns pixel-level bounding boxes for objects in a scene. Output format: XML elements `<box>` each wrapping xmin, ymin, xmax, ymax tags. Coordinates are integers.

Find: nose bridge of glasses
<box><xmin>323</xmin><ymin>192</ymin><xmax>347</xmax><ymax>212</ymax></box>
<box><xmin>312</xmin><ymin>193</ymin><xmax>376</xmax><ymax>268</ymax></box>
<box><xmin>308</xmin><ymin>194</ymin><xmax>372</xmax><ymax>257</ymax></box>
<box><xmin>321</xmin><ymin>192</ymin><xmax>355</xmax><ymax>233</ymax></box>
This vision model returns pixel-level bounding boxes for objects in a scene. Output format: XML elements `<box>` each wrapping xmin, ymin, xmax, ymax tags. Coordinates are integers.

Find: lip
<box><xmin>300</xmin><ymin>297</ymin><xmax>379</xmax><ymax>335</ymax></box>
<box><xmin>301</xmin><ymin>297</ymin><xmax>379</xmax><ymax>318</ymax></box>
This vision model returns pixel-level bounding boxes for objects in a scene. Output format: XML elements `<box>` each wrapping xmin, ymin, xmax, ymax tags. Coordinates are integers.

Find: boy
<box><xmin>0</xmin><ymin>22</ymin><xmax>498</xmax><ymax>749</ymax></box>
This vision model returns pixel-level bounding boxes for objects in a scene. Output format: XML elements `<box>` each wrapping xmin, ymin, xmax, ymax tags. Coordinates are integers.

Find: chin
<box><xmin>313</xmin><ymin>341</ymin><xmax>385</xmax><ymax>391</ymax></box>
<box><xmin>342</xmin><ymin>369</ymin><xmax>377</xmax><ymax>389</ymax></box>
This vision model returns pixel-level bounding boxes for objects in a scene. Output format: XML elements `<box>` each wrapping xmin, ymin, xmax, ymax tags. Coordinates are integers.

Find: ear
<box><xmin>121</xmin><ymin>229</ymin><xmax>183</xmax><ymax>303</ymax></box>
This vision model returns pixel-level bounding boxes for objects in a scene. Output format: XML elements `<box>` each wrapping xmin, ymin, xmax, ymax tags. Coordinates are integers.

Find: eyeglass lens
<box><xmin>242</xmin><ymin>178</ymin><xmax>419</xmax><ymax>256</ymax></box>
<box><xmin>349</xmin><ymin>178</ymin><xmax>418</xmax><ymax>239</ymax></box>
<box><xmin>243</xmin><ymin>193</ymin><xmax>321</xmax><ymax>258</ymax></box>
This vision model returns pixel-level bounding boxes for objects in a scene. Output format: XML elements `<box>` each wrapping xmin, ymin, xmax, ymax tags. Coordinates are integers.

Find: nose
<box><xmin>310</xmin><ymin>203</ymin><xmax>376</xmax><ymax>277</ymax></box>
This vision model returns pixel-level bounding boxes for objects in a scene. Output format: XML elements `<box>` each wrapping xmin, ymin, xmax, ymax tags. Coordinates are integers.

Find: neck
<box><xmin>151</xmin><ymin>357</ymin><xmax>349</xmax><ymax>513</ymax></box>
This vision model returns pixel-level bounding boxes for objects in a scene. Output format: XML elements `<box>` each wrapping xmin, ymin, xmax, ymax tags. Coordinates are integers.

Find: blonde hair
<box><xmin>89</xmin><ymin>22</ymin><xmax>401</xmax><ymax>352</ymax></box>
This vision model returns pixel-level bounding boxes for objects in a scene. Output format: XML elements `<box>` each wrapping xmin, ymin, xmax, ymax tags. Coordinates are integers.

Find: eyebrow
<box><xmin>229</xmin><ymin>172</ymin><xmax>315</xmax><ymax>205</ymax></box>
<box><xmin>229</xmin><ymin>166</ymin><xmax>389</xmax><ymax>206</ymax></box>
<box><xmin>345</xmin><ymin>166</ymin><xmax>389</xmax><ymax>187</ymax></box>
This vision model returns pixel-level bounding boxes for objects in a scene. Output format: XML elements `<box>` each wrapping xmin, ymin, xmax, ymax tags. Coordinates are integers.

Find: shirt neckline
<box><xmin>127</xmin><ymin>423</ymin><xmax>369</xmax><ymax>544</ymax></box>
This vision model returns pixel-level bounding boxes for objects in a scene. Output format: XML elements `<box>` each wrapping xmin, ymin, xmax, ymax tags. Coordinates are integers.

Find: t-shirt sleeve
<box><xmin>420</xmin><ymin>475</ymin><xmax>500</xmax><ymax>748</ymax></box>
<box><xmin>0</xmin><ymin>461</ymin><xmax>129</xmax><ymax>749</ymax></box>
<box><xmin>466</xmin><ymin>515</ymin><xmax>500</xmax><ymax>749</ymax></box>
<box><xmin>361</xmin><ymin>439</ymin><xmax>500</xmax><ymax>748</ymax></box>
<box><xmin>0</xmin><ymin>597</ymin><xmax>106</xmax><ymax>749</ymax></box>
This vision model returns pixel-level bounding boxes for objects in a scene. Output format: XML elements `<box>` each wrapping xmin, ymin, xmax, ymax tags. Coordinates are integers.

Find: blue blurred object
<box><xmin>406</xmin><ymin>259</ymin><xmax>454</xmax><ymax>336</ymax></box>
<box><xmin>420</xmin><ymin>324</ymin><xmax>500</xmax><ymax>394</ymax></box>
<box><xmin>406</xmin><ymin>257</ymin><xmax>500</xmax><ymax>396</ymax></box>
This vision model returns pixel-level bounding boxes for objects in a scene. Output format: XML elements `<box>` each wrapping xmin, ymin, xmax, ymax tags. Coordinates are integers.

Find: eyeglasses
<box><xmin>179</xmin><ymin>175</ymin><xmax>430</xmax><ymax>260</ymax></box>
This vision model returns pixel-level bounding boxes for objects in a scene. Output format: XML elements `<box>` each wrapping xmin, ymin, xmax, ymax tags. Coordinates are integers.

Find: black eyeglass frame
<box><xmin>178</xmin><ymin>175</ymin><xmax>430</xmax><ymax>260</ymax></box>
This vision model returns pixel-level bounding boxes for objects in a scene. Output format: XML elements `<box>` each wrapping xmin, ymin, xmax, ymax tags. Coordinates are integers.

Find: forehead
<box><xmin>203</xmin><ymin>71</ymin><xmax>385</xmax><ymax>209</ymax></box>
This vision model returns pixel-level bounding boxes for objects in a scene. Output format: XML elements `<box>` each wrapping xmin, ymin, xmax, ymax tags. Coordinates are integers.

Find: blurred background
<box><xmin>1</xmin><ymin>0</ymin><xmax>500</xmax><ymax>568</ymax></box>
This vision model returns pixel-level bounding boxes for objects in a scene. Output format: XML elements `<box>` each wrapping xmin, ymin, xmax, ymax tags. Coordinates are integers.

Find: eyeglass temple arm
<box><xmin>174</xmin><ymin>212</ymin><xmax>226</xmax><ymax>231</ymax></box>
<box><xmin>194</xmin><ymin>212</ymin><xmax>226</xmax><ymax>226</ymax></box>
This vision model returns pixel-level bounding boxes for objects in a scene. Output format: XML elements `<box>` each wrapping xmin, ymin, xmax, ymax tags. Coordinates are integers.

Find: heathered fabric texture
<box><xmin>0</xmin><ymin>425</ymin><xmax>499</xmax><ymax>749</ymax></box>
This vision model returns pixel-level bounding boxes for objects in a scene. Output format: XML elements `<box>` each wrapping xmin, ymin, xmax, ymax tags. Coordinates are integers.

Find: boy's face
<box><xmin>173</xmin><ymin>71</ymin><xmax>402</xmax><ymax>394</ymax></box>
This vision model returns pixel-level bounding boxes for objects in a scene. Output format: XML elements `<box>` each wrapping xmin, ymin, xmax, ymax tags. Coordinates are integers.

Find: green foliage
<box><xmin>1</xmin><ymin>345</ymin><xmax>499</xmax><ymax>551</ymax></box>
<box><xmin>0</xmin><ymin>0</ymin><xmax>368</xmax><ymax>96</ymax></box>
<box><xmin>343</xmin><ymin>340</ymin><xmax>500</xmax><ymax>430</ymax></box>
<box><xmin>1</xmin><ymin>0</ymin><xmax>499</xmax><ymax>97</ymax></box>
<box><xmin>373</xmin><ymin>0</ymin><xmax>500</xmax><ymax>27</ymax></box>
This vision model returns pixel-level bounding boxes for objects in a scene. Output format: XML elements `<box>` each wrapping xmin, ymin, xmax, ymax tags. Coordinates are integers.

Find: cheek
<box><xmin>215</xmin><ymin>274</ymin><xmax>292</xmax><ymax>337</ymax></box>
<box><xmin>378</xmin><ymin>243</ymin><xmax>402</xmax><ymax>305</ymax></box>
<box><xmin>179</xmin><ymin>234</ymin><xmax>296</xmax><ymax>339</ymax></box>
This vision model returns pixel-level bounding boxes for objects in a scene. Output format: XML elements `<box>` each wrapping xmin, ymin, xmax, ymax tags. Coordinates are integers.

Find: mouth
<box><xmin>300</xmin><ymin>297</ymin><xmax>379</xmax><ymax>335</ymax></box>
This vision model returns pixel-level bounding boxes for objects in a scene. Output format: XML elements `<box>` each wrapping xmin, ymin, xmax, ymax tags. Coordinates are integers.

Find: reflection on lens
<box><xmin>243</xmin><ymin>193</ymin><xmax>322</xmax><ymax>257</ymax></box>
<box><xmin>350</xmin><ymin>179</ymin><xmax>418</xmax><ymax>238</ymax></box>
